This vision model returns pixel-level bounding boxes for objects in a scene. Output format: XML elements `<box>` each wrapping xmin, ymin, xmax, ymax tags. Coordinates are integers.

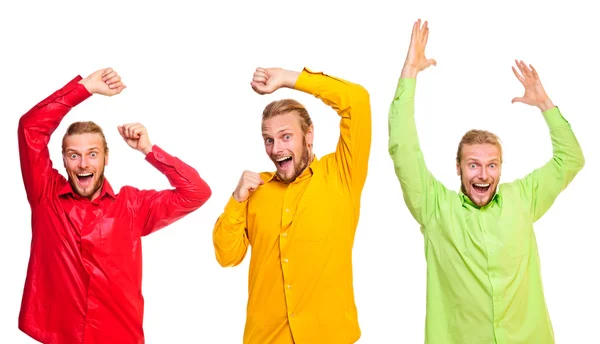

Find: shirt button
<box><xmin>286</xmin><ymin>208</ymin><xmax>290</xmax><ymax>212</ymax></box>
<box><xmin>290</xmin><ymin>313</ymin><xmax>295</xmax><ymax>318</ymax></box>
<box><xmin>283</xmin><ymin>258</ymin><xmax>289</xmax><ymax>263</ymax></box>
<box><xmin>287</xmin><ymin>284</ymin><xmax>292</xmax><ymax>289</ymax></box>
<box><xmin>282</xmin><ymin>232</ymin><xmax>287</xmax><ymax>237</ymax></box>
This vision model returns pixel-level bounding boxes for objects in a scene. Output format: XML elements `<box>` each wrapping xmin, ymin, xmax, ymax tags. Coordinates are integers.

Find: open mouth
<box><xmin>76</xmin><ymin>172</ymin><xmax>94</xmax><ymax>186</ymax></box>
<box><xmin>275</xmin><ymin>156</ymin><xmax>292</xmax><ymax>170</ymax></box>
<box><xmin>472</xmin><ymin>183</ymin><xmax>490</xmax><ymax>194</ymax></box>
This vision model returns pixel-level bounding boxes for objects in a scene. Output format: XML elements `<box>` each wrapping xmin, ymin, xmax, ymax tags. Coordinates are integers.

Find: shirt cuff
<box><xmin>395</xmin><ymin>77</ymin><xmax>416</xmax><ymax>98</ymax></box>
<box><xmin>542</xmin><ymin>106</ymin><xmax>569</xmax><ymax>129</ymax></box>
<box><xmin>37</xmin><ymin>76</ymin><xmax>92</xmax><ymax>109</ymax></box>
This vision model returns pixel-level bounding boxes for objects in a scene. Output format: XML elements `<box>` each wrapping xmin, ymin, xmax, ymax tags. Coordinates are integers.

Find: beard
<box><xmin>276</xmin><ymin>139</ymin><xmax>311</xmax><ymax>183</ymax></box>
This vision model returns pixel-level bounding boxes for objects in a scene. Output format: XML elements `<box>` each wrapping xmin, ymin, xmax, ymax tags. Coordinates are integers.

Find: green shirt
<box><xmin>388</xmin><ymin>78</ymin><xmax>585</xmax><ymax>344</ymax></box>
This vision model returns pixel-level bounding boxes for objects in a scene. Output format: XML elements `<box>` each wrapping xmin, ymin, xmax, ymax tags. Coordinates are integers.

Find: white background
<box><xmin>1</xmin><ymin>0</ymin><xmax>598</xmax><ymax>343</ymax></box>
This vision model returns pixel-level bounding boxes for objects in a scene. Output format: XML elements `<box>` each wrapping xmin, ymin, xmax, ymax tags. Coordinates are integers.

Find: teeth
<box><xmin>77</xmin><ymin>172</ymin><xmax>93</xmax><ymax>177</ymax></box>
<box><xmin>474</xmin><ymin>183</ymin><xmax>490</xmax><ymax>187</ymax></box>
<box><xmin>276</xmin><ymin>156</ymin><xmax>291</xmax><ymax>162</ymax></box>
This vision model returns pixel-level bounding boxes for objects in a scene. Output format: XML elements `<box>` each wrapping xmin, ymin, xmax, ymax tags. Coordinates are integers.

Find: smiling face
<box><xmin>262</xmin><ymin>112</ymin><xmax>313</xmax><ymax>183</ymax></box>
<box><xmin>456</xmin><ymin>129</ymin><xmax>503</xmax><ymax>207</ymax></box>
<box><xmin>63</xmin><ymin>133</ymin><xmax>108</xmax><ymax>200</ymax></box>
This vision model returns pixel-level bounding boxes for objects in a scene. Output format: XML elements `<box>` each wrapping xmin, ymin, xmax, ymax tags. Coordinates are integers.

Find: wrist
<box><xmin>78</xmin><ymin>77</ymin><xmax>95</xmax><ymax>94</ymax></box>
<box><xmin>141</xmin><ymin>144</ymin><xmax>153</xmax><ymax>156</ymax></box>
<box><xmin>537</xmin><ymin>98</ymin><xmax>555</xmax><ymax>112</ymax></box>
<box><xmin>401</xmin><ymin>64</ymin><xmax>418</xmax><ymax>78</ymax></box>
<box><xmin>283</xmin><ymin>70</ymin><xmax>301</xmax><ymax>88</ymax></box>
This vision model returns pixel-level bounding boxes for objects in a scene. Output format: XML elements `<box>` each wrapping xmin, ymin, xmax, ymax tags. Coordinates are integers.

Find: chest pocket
<box><xmin>98</xmin><ymin>217</ymin><xmax>134</xmax><ymax>257</ymax></box>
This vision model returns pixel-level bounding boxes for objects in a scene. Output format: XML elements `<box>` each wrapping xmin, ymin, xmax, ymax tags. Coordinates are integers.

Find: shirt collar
<box><xmin>58</xmin><ymin>178</ymin><xmax>116</xmax><ymax>201</ymax></box>
<box><xmin>267</xmin><ymin>155</ymin><xmax>319</xmax><ymax>183</ymax></box>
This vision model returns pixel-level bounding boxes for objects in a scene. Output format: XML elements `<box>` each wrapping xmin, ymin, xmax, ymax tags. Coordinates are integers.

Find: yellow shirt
<box><xmin>213</xmin><ymin>68</ymin><xmax>371</xmax><ymax>344</ymax></box>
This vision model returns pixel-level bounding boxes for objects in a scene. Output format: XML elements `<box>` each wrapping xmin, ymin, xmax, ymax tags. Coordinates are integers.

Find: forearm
<box><xmin>145</xmin><ymin>145</ymin><xmax>212</xmax><ymax>203</ymax></box>
<box><xmin>18</xmin><ymin>76</ymin><xmax>91</xmax><ymax>203</ymax></box>
<box><xmin>212</xmin><ymin>197</ymin><xmax>249</xmax><ymax>267</ymax></box>
<box><xmin>388</xmin><ymin>77</ymin><xmax>439</xmax><ymax>226</ymax></box>
<box><xmin>542</xmin><ymin>107</ymin><xmax>585</xmax><ymax>177</ymax></box>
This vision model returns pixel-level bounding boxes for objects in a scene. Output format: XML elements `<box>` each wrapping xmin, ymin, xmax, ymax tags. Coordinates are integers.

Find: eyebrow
<box><xmin>66</xmin><ymin>146</ymin><xmax>101</xmax><ymax>153</ymax></box>
<box><xmin>262</xmin><ymin>128</ymin><xmax>293</xmax><ymax>137</ymax></box>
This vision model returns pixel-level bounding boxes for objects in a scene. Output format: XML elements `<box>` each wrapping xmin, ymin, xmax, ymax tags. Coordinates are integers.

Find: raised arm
<box><xmin>388</xmin><ymin>19</ymin><xmax>447</xmax><ymax>227</ymax></box>
<box><xmin>509</xmin><ymin>61</ymin><xmax>585</xmax><ymax>221</ymax></box>
<box><xmin>117</xmin><ymin>123</ymin><xmax>212</xmax><ymax>236</ymax></box>
<box><xmin>18</xmin><ymin>68</ymin><xmax>124</xmax><ymax>206</ymax></box>
<box><xmin>251</xmin><ymin>67</ymin><xmax>371</xmax><ymax>193</ymax></box>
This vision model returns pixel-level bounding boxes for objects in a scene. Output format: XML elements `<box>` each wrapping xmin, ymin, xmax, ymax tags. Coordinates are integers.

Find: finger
<box><xmin>102</xmin><ymin>71</ymin><xmax>117</xmax><ymax>82</ymax></box>
<box><xmin>512</xmin><ymin>65</ymin><xmax>525</xmax><ymax>84</ymax></box>
<box><xmin>105</xmin><ymin>75</ymin><xmax>121</xmax><ymax>85</ymax></box>
<box><xmin>410</xmin><ymin>20</ymin><xmax>418</xmax><ymax>43</ymax></box>
<box><xmin>117</xmin><ymin>125</ymin><xmax>125</xmax><ymax>137</ymax></box>
<box><xmin>128</xmin><ymin>124</ymin><xmax>145</xmax><ymax>138</ymax></box>
<box><xmin>519</xmin><ymin>60</ymin><xmax>533</xmax><ymax>78</ymax></box>
<box><xmin>530</xmin><ymin>64</ymin><xmax>540</xmax><ymax>80</ymax></box>
<box><xmin>421</xmin><ymin>20</ymin><xmax>429</xmax><ymax>43</ymax></box>
<box><xmin>515</xmin><ymin>59</ymin><xmax>527</xmax><ymax>77</ymax></box>
<box><xmin>511</xmin><ymin>97</ymin><xmax>525</xmax><ymax>104</ymax></box>
<box><xmin>102</xmin><ymin>68</ymin><xmax>113</xmax><ymax>77</ymax></box>
<box><xmin>423</xmin><ymin>26</ymin><xmax>430</xmax><ymax>45</ymax></box>
<box><xmin>112</xmin><ymin>85</ymin><xmax>126</xmax><ymax>94</ymax></box>
<box><xmin>108</xmin><ymin>81</ymin><xmax>123</xmax><ymax>90</ymax></box>
<box><xmin>253</xmin><ymin>74</ymin><xmax>268</xmax><ymax>84</ymax></box>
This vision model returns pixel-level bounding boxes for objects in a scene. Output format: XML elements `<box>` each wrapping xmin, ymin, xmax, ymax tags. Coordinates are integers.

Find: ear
<box><xmin>305</xmin><ymin>125</ymin><xmax>314</xmax><ymax>146</ymax></box>
<box><xmin>104</xmin><ymin>152</ymin><xmax>109</xmax><ymax>166</ymax></box>
<box><xmin>63</xmin><ymin>155</ymin><xmax>67</xmax><ymax>169</ymax></box>
<box><xmin>456</xmin><ymin>161</ymin><xmax>461</xmax><ymax>176</ymax></box>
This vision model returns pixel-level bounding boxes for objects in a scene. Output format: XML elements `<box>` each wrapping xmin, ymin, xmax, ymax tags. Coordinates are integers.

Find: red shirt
<box><xmin>17</xmin><ymin>76</ymin><xmax>212</xmax><ymax>344</ymax></box>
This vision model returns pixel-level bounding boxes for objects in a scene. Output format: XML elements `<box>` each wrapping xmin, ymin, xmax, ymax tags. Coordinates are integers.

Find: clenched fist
<box><xmin>79</xmin><ymin>67</ymin><xmax>126</xmax><ymax>96</ymax></box>
<box><xmin>233</xmin><ymin>171</ymin><xmax>264</xmax><ymax>202</ymax></box>
<box><xmin>118</xmin><ymin>123</ymin><xmax>153</xmax><ymax>155</ymax></box>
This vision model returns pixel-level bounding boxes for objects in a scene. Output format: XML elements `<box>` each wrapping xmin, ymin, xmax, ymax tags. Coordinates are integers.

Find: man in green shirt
<box><xmin>388</xmin><ymin>19</ymin><xmax>585</xmax><ymax>343</ymax></box>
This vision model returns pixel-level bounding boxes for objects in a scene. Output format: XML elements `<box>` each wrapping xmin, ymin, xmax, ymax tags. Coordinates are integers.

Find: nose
<box><xmin>273</xmin><ymin>139</ymin><xmax>283</xmax><ymax>154</ymax></box>
<box><xmin>78</xmin><ymin>156</ymin><xmax>89</xmax><ymax>169</ymax></box>
<box><xmin>478</xmin><ymin>167</ymin><xmax>488</xmax><ymax>180</ymax></box>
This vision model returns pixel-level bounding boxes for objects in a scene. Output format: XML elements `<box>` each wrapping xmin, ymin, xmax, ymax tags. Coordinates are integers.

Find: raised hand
<box><xmin>117</xmin><ymin>123</ymin><xmax>153</xmax><ymax>155</ymax></box>
<box><xmin>250</xmin><ymin>67</ymin><xmax>299</xmax><ymax>95</ymax></box>
<box><xmin>402</xmin><ymin>19</ymin><xmax>437</xmax><ymax>78</ymax></box>
<box><xmin>79</xmin><ymin>68</ymin><xmax>126</xmax><ymax>96</ymax></box>
<box><xmin>233</xmin><ymin>170</ymin><xmax>264</xmax><ymax>202</ymax></box>
<box><xmin>511</xmin><ymin>60</ymin><xmax>555</xmax><ymax>111</ymax></box>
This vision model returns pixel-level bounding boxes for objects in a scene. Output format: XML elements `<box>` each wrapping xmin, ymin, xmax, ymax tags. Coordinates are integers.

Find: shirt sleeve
<box><xmin>511</xmin><ymin>107</ymin><xmax>585</xmax><ymax>221</ymax></box>
<box><xmin>388</xmin><ymin>77</ymin><xmax>449</xmax><ymax>227</ymax></box>
<box><xmin>18</xmin><ymin>76</ymin><xmax>92</xmax><ymax>206</ymax></box>
<box><xmin>135</xmin><ymin>145</ymin><xmax>212</xmax><ymax>236</ymax></box>
<box><xmin>212</xmin><ymin>196</ymin><xmax>250</xmax><ymax>267</ymax></box>
<box><xmin>293</xmin><ymin>68</ymin><xmax>372</xmax><ymax>195</ymax></box>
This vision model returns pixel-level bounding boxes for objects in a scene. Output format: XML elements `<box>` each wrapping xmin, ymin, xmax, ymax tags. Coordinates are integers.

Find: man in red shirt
<box><xmin>17</xmin><ymin>67</ymin><xmax>212</xmax><ymax>344</ymax></box>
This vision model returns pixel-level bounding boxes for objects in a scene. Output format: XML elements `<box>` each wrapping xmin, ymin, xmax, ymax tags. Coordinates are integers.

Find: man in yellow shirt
<box><xmin>213</xmin><ymin>66</ymin><xmax>371</xmax><ymax>344</ymax></box>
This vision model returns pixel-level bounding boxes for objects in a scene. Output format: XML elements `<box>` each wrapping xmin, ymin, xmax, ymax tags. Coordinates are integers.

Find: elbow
<box><xmin>215</xmin><ymin>253</ymin><xmax>241</xmax><ymax>268</ymax></box>
<box><xmin>352</xmin><ymin>84</ymin><xmax>370</xmax><ymax>104</ymax></box>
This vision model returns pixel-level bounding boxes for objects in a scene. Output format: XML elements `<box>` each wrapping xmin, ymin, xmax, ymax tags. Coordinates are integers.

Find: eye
<box><xmin>469</xmin><ymin>163</ymin><xmax>477</xmax><ymax>169</ymax></box>
<box><xmin>265</xmin><ymin>138</ymin><xmax>273</xmax><ymax>145</ymax></box>
<box><xmin>70</xmin><ymin>153</ymin><xmax>78</xmax><ymax>159</ymax></box>
<box><xmin>90</xmin><ymin>152</ymin><xmax>97</xmax><ymax>158</ymax></box>
<box><xmin>284</xmin><ymin>134</ymin><xmax>291</xmax><ymax>140</ymax></box>
<box><xmin>489</xmin><ymin>163</ymin><xmax>496</xmax><ymax>168</ymax></box>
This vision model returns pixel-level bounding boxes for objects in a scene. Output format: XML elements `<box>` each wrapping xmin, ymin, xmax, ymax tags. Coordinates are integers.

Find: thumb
<box><xmin>251</xmin><ymin>81</ymin><xmax>269</xmax><ymax>94</ymax></box>
<box><xmin>117</xmin><ymin>125</ymin><xmax>125</xmax><ymax>136</ymax></box>
<box><xmin>426</xmin><ymin>58</ymin><xmax>437</xmax><ymax>67</ymax></box>
<box><xmin>511</xmin><ymin>97</ymin><xmax>525</xmax><ymax>104</ymax></box>
<box><xmin>260</xmin><ymin>179</ymin><xmax>265</xmax><ymax>185</ymax></box>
